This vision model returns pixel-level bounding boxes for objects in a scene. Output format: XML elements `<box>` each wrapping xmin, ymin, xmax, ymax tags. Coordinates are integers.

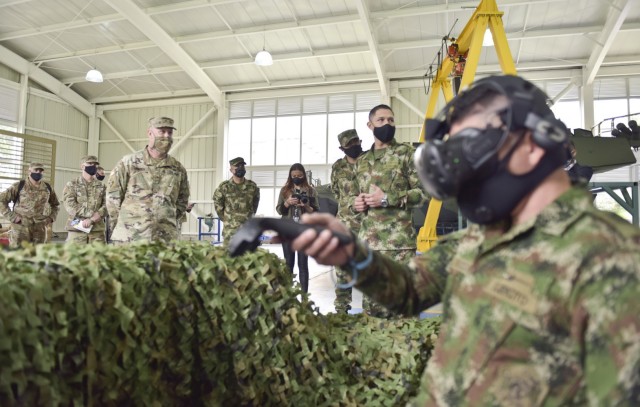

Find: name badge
<box><xmin>485</xmin><ymin>272</ymin><xmax>537</xmax><ymax>314</ymax></box>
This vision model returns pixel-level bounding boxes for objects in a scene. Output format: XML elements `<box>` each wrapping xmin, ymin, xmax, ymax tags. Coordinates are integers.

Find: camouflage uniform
<box><xmin>331</xmin><ymin>156</ymin><xmax>363</xmax><ymax>313</ymax></box>
<box><xmin>106</xmin><ymin>147</ymin><xmax>189</xmax><ymax>243</ymax></box>
<box><xmin>346</xmin><ymin>187</ymin><xmax>640</xmax><ymax>405</ymax></box>
<box><xmin>354</xmin><ymin>139</ymin><xmax>428</xmax><ymax>317</ymax></box>
<box><xmin>213</xmin><ymin>178</ymin><xmax>260</xmax><ymax>243</ymax></box>
<box><xmin>0</xmin><ymin>178</ymin><xmax>60</xmax><ymax>247</ymax></box>
<box><xmin>63</xmin><ymin>176</ymin><xmax>107</xmax><ymax>243</ymax></box>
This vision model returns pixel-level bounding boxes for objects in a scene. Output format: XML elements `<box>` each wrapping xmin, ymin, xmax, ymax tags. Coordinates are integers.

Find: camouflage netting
<box><xmin>0</xmin><ymin>241</ymin><xmax>440</xmax><ymax>406</ymax></box>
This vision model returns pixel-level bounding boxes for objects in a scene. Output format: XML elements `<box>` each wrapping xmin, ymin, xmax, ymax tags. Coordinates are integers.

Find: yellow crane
<box><xmin>416</xmin><ymin>0</ymin><xmax>517</xmax><ymax>252</ymax></box>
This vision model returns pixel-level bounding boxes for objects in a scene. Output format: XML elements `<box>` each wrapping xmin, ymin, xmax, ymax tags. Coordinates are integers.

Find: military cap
<box><xmin>229</xmin><ymin>157</ymin><xmax>246</xmax><ymax>166</ymax></box>
<box><xmin>338</xmin><ymin>129</ymin><xmax>359</xmax><ymax>148</ymax></box>
<box><xmin>148</xmin><ymin>116</ymin><xmax>176</xmax><ymax>129</ymax></box>
<box><xmin>80</xmin><ymin>155</ymin><xmax>100</xmax><ymax>165</ymax></box>
<box><xmin>29</xmin><ymin>162</ymin><xmax>45</xmax><ymax>170</ymax></box>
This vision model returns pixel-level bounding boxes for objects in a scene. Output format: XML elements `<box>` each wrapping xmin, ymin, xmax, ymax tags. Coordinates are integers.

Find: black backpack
<box><xmin>12</xmin><ymin>180</ymin><xmax>52</xmax><ymax>205</ymax></box>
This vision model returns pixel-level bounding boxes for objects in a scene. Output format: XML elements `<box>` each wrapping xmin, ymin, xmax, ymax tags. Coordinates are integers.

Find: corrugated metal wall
<box><xmin>99</xmin><ymin>103</ymin><xmax>218</xmax><ymax>237</ymax></box>
<box><xmin>392</xmin><ymin>87</ymin><xmax>431</xmax><ymax>144</ymax></box>
<box><xmin>0</xmin><ymin>65</ymin><xmax>20</xmax><ymax>83</ymax></box>
<box><xmin>24</xmin><ymin>91</ymin><xmax>90</xmax><ymax>234</ymax></box>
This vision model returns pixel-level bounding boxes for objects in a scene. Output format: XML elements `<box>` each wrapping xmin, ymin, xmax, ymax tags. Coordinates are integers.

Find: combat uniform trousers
<box><xmin>362</xmin><ymin>249</ymin><xmax>416</xmax><ymax>318</ymax></box>
<box><xmin>9</xmin><ymin>222</ymin><xmax>47</xmax><ymax>248</ymax></box>
<box><xmin>334</xmin><ymin>267</ymin><xmax>353</xmax><ymax>313</ymax></box>
<box><xmin>66</xmin><ymin>230</ymin><xmax>106</xmax><ymax>244</ymax></box>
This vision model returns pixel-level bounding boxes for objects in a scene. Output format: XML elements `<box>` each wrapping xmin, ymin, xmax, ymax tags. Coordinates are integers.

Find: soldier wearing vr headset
<box><xmin>289</xmin><ymin>75</ymin><xmax>640</xmax><ymax>405</ymax></box>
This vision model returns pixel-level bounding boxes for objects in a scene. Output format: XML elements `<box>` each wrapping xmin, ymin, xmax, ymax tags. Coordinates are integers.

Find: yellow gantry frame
<box><xmin>416</xmin><ymin>0</ymin><xmax>517</xmax><ymax>252</ymax></box>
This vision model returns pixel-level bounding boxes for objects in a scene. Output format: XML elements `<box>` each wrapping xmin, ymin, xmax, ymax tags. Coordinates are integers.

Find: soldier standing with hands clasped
<box><xmin>213</xmin><ymin>156</ymin><xmax>260</xmax><ymax>243</ymax></box>
<box><xmin>0</xmin><ymin>162</ymin><xmax>59</xmax><ymax>247</ymax></box>
<box><xmin>351</xmin><ymin>104</ymin><xmax>428</xmax><ymax>317</ymax></box>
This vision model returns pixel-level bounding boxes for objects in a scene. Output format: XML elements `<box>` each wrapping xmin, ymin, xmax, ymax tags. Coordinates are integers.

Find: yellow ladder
<box><xmin>416</xmin><ymin>0</ymin><xmax>517</xmax><ymax>252</ymax></box>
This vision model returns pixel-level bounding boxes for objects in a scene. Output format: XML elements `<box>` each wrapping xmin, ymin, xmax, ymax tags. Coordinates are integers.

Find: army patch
<box><xmin>491</xmin><ymin>364</ymin><xmax>549</xmax><ymax>406</ymax></box>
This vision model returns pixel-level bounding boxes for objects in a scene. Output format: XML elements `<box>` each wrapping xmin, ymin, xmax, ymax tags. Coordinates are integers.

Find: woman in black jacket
<box><xmin>275</xmin><ymin>163</ymin><xmax>319</xmax><ymax>293</ymax></box>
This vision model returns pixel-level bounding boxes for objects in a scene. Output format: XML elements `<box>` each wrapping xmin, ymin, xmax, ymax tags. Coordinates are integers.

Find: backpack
<box><xmin>12</xmin><ymin>180</ymin><xmax>52</xmax><ymax>205</ymax></box>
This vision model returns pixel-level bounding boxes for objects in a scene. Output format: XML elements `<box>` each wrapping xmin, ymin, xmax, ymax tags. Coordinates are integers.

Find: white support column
<box><xmin>354</xmin><ymin>0</ymin><xmax>389</xmax><ymax>97</ymax></box>
<box><xmin>580</xmin><ymin>78</ymin><xmax>595</xmax><ymax>131</ymax></box>
<box><xmin>583</xmin><ymin>0</ymin><xmax>632</xmax><ymax>86</ymax></box>
<box><xmin>216</xmin><ymin>93</ymin><xmax>227</xmax><ymax>188</ymax></box>
<box><xmin>88</xmin><ymin>113</ymin><xmax>100</xmax><ymax>156</ymax></box>
<box><xmin>16</xmin><ymin>73</ymin><xmax>28</xmax><ymax>133</ymax></box>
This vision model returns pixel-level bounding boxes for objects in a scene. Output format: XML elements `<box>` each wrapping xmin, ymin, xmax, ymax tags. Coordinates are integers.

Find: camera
<box><xmin>292</xmin><ymin>189</ymin><xmax>309</xmax><ymax>204</ymax></box>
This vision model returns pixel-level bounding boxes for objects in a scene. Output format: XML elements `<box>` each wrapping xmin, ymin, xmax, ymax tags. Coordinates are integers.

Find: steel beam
<box><xmin>0</xmin><ymin>45</ymin><xmax>94</xmax><ymax>117</ymax></box>
<box><xmin>104</xmin><ymin>0</ymin><xmax>223</xmax><ymax>106</ymax></box>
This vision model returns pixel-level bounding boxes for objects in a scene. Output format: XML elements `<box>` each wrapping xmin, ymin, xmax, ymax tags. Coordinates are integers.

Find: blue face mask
<box><xmin>292</xmin><ymin>177</ymin><xmax>303</xmax><ymax>185</ymax></box>
<box><xmin>30</xmin><ymin>172</ymin><xmax>43</xmax><ymax>181</ymax></box>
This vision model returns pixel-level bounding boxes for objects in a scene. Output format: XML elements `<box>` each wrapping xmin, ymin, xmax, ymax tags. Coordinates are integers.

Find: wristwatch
<box><xmin>380</xmin><ymin>194</ymin><xmax>389</xmax><ymax>208</ymax></box>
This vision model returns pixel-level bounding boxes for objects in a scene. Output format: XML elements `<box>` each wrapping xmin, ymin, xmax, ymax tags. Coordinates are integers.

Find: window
<box><xmin>276</xmin><ymin>116</ymin><xmax>300</xmax><ymax>165</ymax></box>
<box><xmin>301</xmin><ymin>115</ymin><xmax>327</xmax><ymax>164</ymax></box>
<box><xmin>251</xmin><ymin>117</ymin><xmax>275</xmax><ymax>166</ymax></box>
<box><xmin>551</xmin><ymin>100</ymin><xmax>581</xmax><ymax>132</ymax></box>
<box><xmin>227</xmin><ymin>119</ymin><xmax>251</xmax><ymax>164</ymax></box>
<box><xmin>594</xmin><ymin>99</ymin><xmax>628</xmax><ymax>136</ymax></box>
<box><xmin>228</xmin><ymin>92</ymin><xmax>380</xmax><ymax>217</ymax></box>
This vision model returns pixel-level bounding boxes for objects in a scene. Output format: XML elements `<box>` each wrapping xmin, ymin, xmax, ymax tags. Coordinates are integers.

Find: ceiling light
<box><xmin>482</xmin><ymin>28</ymin><xmax>494</xmax><ymax>47</ymax></box>
<box><xmin>85</xmin><ymin>68</ymin><xmax>104</xmax><ymax>83</ymax></box>
<box><xmin>255</xmin><ymin>49</ymin><xmax>273</xmax><ymax>66</ymax></box>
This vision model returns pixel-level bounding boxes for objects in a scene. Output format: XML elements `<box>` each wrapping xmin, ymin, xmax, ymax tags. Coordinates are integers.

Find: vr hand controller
<box><xmin>228</xmin><ymin>217</ymin><xmax>352</xmax><ymax>257</ymax></box>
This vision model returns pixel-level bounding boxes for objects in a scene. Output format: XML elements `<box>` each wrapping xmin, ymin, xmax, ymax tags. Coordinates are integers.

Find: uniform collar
<box><xmin>472</xmin><ymin>187</ymin><xmax>593</xmax><ymax>253</ymax></box>
<box><xmin>143</xmin><ymin>146</ymin><xmax>171</xmax><ymax>165</ymax></box>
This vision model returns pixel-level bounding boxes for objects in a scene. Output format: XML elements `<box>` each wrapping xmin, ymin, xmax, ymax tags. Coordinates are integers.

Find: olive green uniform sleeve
<box><xmin>0</xmin><ymin>182</ymin><xmax>19</xmax><ymax>222</ymax></box>
<box><xmin>213</xmin><ymin>182</ymin><xmax>226</xmax><ymax>221</ymax></box>
<box><xmin>253</xmin><ymin>187</ymin><xmax>260</xmax><ymax>214</ymax></box>
<box><xmin>175</xmin><ymin>166</ymin><xmax>190</xmax><ymax>222</ymax></box>
<box><xmin>349</xmin><ymin>233</ymin><xmax>456</xmax><ymax>316</ymax></box>
<box><xmin>106</xmin><ymin>158</ymin><xmax>128</xmax><ymax>231</ymax></box>
<box><xmin>46</xmin><ymin>187</ymin><xmax>60</xmax><ymax>223</ymax></box>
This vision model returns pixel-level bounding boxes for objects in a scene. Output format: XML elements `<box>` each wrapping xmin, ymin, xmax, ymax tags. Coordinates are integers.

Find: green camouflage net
<box><xmin>0</xmin><ymin>241</ymin><xmax>440</xmax><ymax>406</ymax></box>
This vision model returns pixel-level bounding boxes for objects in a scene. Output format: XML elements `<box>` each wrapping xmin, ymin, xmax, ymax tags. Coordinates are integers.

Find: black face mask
<box><xmin>373</xmin><ymin>124</ymin><xmax>396</xmax><ymax>143</ymax></box>
<box><xmin>457</xmin><ymin>141</ymin><xmax>566</xmax><ymax>224</ymax></box>
<box><xmin>292</xmin><ymin>177</ymin><xmax>303</xmax><ymax>185</ymax></box>
<box><xmin>84</xmin><ymin>165</ymin><xmax>97</xmax><ymax>176</ymax></box>
<box><xmin>30</xmin><ymin>172</ymin><xmax>43</xmax><ymax>181</ymax></box>
<box><xmin>96</xmin><ymin>175</ymin><xmax>105</xmax><ymax>181</ymax></box>
<box><xmin>235</xmin><ymin>167</ymin><xmax>246</xmax><ymax>178</ymax></box>
<box><xmin>343</xmin><ymin>145</ymin><xmax>363</xmax><ymax>159</ymax></box>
